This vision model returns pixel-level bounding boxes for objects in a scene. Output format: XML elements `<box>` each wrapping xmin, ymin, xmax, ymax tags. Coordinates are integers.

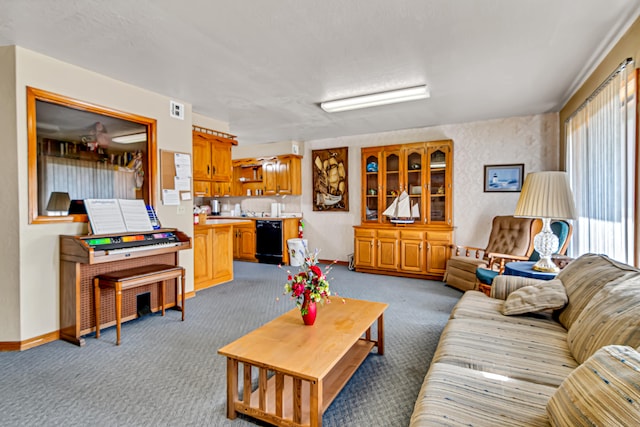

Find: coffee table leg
<box><xmin>310</xmin><ymin>380</ymin><xmax>323</xmax><ymax>427</ymax></box>
<box><xmin>377</xmin><ymin>313</ymin><xmax>385</xmax><ymax>355</ymax></box>
<box><xmin>226</xmin><ymin>358</ymin><xmax>238</xmax><ymax>419</ymax></box>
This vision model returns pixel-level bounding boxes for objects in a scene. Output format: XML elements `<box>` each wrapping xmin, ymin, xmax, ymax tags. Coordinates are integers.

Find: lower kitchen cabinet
<box><xmin>194</xmin><ymin>223</ymin><xmax>234</xmax><ymax>290</ymax></box>
<box><xmin>353</xmin><ymin>225</ymin><xmax>452</xmax><ymax>279</ymax></box>
<box><xmin>233</xmin><ymin>222</ymin><xmax>256</xmax><ymax>262</ymax></box>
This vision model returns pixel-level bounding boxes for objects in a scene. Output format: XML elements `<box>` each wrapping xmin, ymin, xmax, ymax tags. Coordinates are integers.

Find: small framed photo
<box><xmin>484</xmin><ymin>164</ymin><xmax>524</xmax><ymax>192</ymax></box>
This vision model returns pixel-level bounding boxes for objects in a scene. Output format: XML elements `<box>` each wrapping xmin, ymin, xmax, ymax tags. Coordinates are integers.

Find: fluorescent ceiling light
<box><xmin>112</xmin><ymin>132</ymin><xmax>147</xmax><ymax>144</ymax></box>
<box><xmin>320</xmin><ymin>85</ymin><xmax>430</xmax><ymax>113</ymax></box>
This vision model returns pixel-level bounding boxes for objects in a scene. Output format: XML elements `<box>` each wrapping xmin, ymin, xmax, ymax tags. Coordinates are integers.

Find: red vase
<box><xmin>301</xmin><ymin>291</ymin><xmax>317</xmax><ymax>326</ymax></box>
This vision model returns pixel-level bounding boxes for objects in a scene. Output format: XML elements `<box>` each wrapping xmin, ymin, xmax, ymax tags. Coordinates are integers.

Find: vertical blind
<box><xmin>565</xmin><ymin>59</ymin><xmax>636</xmax><ymax>264</ymax></box>
<box><xmin>38</xmin><ymin>156</ymin><xmax>136</xmax><ymax>215</ymax></box>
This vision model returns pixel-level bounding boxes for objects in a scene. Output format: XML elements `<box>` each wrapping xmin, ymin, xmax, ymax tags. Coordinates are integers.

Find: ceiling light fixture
<box><xmin>320</xmin><ymin>85</ymin><xmax>430</xmax><ymax>113</ymax></box>
<box><xmin>112</xmin><ymin>132</ymin><xmax>147</xmax><ymax>144</ymax></box>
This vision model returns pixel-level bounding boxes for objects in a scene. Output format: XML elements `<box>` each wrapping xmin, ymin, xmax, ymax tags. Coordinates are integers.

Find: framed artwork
<box><xmin>484</xmin><ymin>164</ymin><xmax>524</xmax><ymax>192</ymax></box>
<box><xmin>312</xmin><ymin>147</ymin><xmax>348</xmax><ymax>211</ymax></box>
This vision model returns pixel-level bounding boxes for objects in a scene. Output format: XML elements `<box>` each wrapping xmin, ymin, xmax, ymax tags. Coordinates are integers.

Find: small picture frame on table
<box><xmin>484</xmin><ymin>164</ymin><xmax>524</xmax><ymax>192</ymax></box>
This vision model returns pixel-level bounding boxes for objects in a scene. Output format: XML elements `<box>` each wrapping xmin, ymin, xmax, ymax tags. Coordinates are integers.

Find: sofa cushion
<box><xmin>410</xmin><ymin>362</ymin><xmax>556</xmax><ymax>427</ymax></box>
<box><xmin>502</xmin><ymin>279</ymin><xmax>567</xmax><ymax>315</ymax></box>
<box><xmin>491</xmin><ymin>275</ymin><xmax>547</xmax><ymax>300</ymax></box>
<box><xmin>432</xmin><ymin>318</ymin><xmax>577</xmax><ymax>387</ymax></box>
<box><xmin>567</xmin><ymin>275</ymin><xmax>640</xmax><ymax>363</ymax></box>
<box><xmin>556</xmin><ymin>253</ymin><xmax>639</xmax><ymax>330</ymax></box>
<box><xmin>451</xmin><ymin>290</ymin><xmax>560</xmax><ymax>329</ymax></box>
<box><xmin>547</xmin><ymin>345</ymin><xmax>640</xmax><ymax>427</ymax></box>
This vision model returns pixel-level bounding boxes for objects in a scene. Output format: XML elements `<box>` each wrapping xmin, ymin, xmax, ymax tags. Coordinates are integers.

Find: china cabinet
<box><xmin>354</xmin><ymin>140</ymin><xmax>453</xmax><ymax>279</ymax></box>
<box><xmin>192</xmin><ymin>126</ymin><xmax>237</xmax><ymax>197</ymax></box>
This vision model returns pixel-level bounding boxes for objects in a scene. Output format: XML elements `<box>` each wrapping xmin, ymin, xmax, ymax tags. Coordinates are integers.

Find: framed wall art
<box><xmin>312</xmin><ymin>147</ymin><xmax>348</xmax><ymax>211</ymax></box>
<box><xmin>484</xmin><ymin>163</ymin><xmax>524</xmax><ymax>192</ymax></box>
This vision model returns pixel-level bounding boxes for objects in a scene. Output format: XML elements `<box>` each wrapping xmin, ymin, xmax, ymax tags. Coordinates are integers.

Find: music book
<box><xmin>85</xmin><ymin>199</ymin><xmax>154</xmax><ymax>235</ymax></box>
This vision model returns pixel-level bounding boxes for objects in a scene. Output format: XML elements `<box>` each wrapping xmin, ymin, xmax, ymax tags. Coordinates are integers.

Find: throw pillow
<box><xmin>501</xmin><ymin>279</ymin><xmax>567</xmax><ymax>316</ymax></box>
<box><xmin>567</xmin><ymin>275</ymin><xmax>640</xmax><ymax>364</ymax></box>
<box><xmin>547</xmin><ymin>345</ymin><xmax>640</xmax><ymax>426</ymax></box>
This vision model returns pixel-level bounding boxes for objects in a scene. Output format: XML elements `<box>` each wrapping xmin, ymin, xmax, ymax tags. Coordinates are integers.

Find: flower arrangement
<box><xmin>281</xmin><ymin>248</ymin><xmax>335</xmax><ymax>315</ymax></box>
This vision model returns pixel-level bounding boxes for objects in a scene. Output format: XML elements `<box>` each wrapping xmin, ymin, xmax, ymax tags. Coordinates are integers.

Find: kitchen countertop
<box><xmin>211</xmin><ymin>215</ymin><xmax>302</xmax><ymax>220</ymax></box>
<box><xmin>199</xmin><ymin>218</ymin><xmax>253</xmax><ymax>226</ymax></box>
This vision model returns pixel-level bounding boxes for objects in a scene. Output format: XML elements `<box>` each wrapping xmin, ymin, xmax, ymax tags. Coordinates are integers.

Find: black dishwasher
<box><xmin>255</xmin><ymin>220</ymin><xmax>283</xmax><ymax>264</ymax></box>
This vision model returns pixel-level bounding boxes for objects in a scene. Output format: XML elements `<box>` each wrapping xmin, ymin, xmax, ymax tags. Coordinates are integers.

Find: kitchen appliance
<box><xmin>255</xmin><ymin>220</ymin><xmax>283</xmax><ymax>264</ymax></box>
<box><xmin>211</xmin><ymin>199</ymin><xmax>221</xmax><ymax>216</ymax></box>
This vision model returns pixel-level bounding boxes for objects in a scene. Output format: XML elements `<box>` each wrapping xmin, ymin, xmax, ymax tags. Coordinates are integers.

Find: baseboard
<box><xmin>0</xmin><ymin>330</ymin><xmax>59</xmax><ymax>352</ymax></box>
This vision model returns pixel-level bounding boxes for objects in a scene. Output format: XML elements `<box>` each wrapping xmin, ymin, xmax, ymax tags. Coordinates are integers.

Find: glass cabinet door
<box><xmin>383</xmin><ymin>150</ymin><xmax>401</xmax><ymax>223</ymax></box>
<box><xmin>405</xmin><ymin>148</ymin><xmax>425</xmax><ymax>223</ymax></box>
<box><xmin>428</xmin><ymin>145</ymin><xmax>450</xmax><ymax>224</ymax></box>
<box><xmin>362</xmin><ymin>150</ymin><xmax>380</xmax><ymax>223</ymax></box>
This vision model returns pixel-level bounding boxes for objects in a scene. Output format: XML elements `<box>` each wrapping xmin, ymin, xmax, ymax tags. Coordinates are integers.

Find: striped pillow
<box><xmin>547</xmin><ymin>345</ymin><xmax>640</xmax><ymax>426</ymax></box>
<box><xmin>567</xmin><ymin>275</ymin><xmax>640</xmax><ymax>364</ymax></box>
<box><xmin>501</xmin><ymin>279</ymin><xmax>567</xmax><ymax>315</ymax></box>
<box><xmin>556</xmin><ymin>254</ymin><xmax>639</xmax><ymax>330</ymax></box>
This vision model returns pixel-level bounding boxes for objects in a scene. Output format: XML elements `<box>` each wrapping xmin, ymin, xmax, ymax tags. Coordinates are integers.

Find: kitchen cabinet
<box><xmin>232</xmin><ymin>155</ymin><xmax>302</xmax><ymax>196</ymax></box>
<box><xmin>233</xmin><ymin>222</ymin><xmax>256</xmax><ymax>262</ymax></box>
<box><xmin>354</xmin><ymin>140</ymin><xmax>454</xmax><ymax>280</ymax></box>
<box><xmin>192</xmin><ymin>127</ymin><xmax>237</xmax><ymax>197</ymax></box>
<box><xmin>194</xmin><ymin>222</ymin><xmax>235</xmax><ymax>290</ymax></box>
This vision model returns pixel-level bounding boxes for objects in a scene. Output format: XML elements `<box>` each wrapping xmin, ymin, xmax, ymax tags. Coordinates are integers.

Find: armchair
<box><xmin>443</xmin><ymin>216</ymin><xmax>540</xmax><ymax>292</ymax></box>
<box><xmin>476</xmin><ymin>220</ymin><xmax>572</xmax><ymax>287</ymax></box>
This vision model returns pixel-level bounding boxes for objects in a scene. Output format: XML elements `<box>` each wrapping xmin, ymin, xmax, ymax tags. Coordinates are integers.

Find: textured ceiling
<box><xmin>1</xmin><ymin>0</ymin><xmax>639</xmax><ymax>145</ymax></box>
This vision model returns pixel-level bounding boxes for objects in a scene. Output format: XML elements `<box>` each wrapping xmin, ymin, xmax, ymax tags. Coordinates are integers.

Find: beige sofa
<box><xmin>411</xmin><ymin>253</ymin><xmax>640</xmax><ymax>426</ymax></box>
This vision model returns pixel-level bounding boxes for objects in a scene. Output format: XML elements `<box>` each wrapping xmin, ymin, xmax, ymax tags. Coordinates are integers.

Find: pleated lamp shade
<box><xmin>515</xmin><ymin>172</ymin><xmax>577</xmax><ymax>219</ymax></box>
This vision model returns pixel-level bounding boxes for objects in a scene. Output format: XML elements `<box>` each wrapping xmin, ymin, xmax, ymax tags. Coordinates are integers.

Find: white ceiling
<box><xmin>1</xmin><ymin>0</ymin><xmax>640</xmax><ymax>145</ymax></box>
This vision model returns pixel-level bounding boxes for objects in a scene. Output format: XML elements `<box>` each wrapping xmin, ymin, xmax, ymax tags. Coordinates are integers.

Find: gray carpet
<box><xmin>0</xmin><ymin>261</ymin><xmax>461</xmax><ymax>427</ymax></box>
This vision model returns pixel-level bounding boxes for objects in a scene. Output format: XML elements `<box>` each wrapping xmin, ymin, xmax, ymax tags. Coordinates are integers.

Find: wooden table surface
<box><xmin>219</xmin><ymin>297</ymin><xmax>388</xmax><ymax>381</ymax></box>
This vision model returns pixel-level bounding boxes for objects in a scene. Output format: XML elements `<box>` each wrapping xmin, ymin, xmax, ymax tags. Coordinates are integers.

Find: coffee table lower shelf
<box><xmin>238</xmin><ymin>339</ymin><xmax>374</xmax><ymax>427</ymax></box>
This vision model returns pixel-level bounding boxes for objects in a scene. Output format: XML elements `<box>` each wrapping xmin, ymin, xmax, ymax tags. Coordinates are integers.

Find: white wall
<box><xmin>2</xmin><ymin>46</ymin><xmax>230</xmax><ymax>343</ymax></box>
<box><xmin>301</xmin><ymin>113</ymin><xmax>559</xmax><ymax>261</ymax></box>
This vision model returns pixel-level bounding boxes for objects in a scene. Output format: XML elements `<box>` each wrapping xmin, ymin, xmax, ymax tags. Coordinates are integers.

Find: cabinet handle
<box><xmin>419</xmin><ymin>243</ymin><xmax>422</xmax><ymax>250</ymax></box>
<box><xmin>207</xmin><ymin>165</ymin><xmax>210</xmax><ymax>174</ymax></box>
<box><xmin>212</xmin><ymin>166</ymin><xmax>216</xmax><ymax>175</ymax></box>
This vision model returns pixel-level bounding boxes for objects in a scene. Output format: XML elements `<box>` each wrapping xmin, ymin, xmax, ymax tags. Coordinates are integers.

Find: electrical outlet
<box><xmin>177</xmin><ymin>205</ymin><xmax>185</xmax><ymax>214</ymax></box>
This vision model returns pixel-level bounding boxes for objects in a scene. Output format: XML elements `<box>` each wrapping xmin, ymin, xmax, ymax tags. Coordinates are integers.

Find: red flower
<box><xmin>310</xmin><ymin>265</ymin><xmax>322</xmax><ymax>277</ymax></box>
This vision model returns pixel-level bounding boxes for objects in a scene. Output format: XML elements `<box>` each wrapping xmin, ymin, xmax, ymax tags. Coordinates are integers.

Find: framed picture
<box><xmin>484</xmin><ymin>164</ymin><xmax>524</xmax><ymax>192</ymax></box>
<box><xmin>312</xmin><ymin>147</ymin><xmax>348</xmax><ymax>211</ymax></box>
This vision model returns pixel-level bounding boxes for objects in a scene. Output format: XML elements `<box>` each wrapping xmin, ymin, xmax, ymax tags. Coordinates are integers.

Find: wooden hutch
<box><xmin>353</xmin><ymin>140</ymin><xmax>454</xmax><ymax>279</ymax></box>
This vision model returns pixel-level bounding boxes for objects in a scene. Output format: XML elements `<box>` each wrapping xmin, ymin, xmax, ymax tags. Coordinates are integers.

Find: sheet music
<box><xmin>85</xmin><ymin>199</ymin><xmax>153</xmax><ymax>234</ymax></box>
<box><xmin>118</xmin><ymin>199</ymin><xmax>154</xmax><ymax>232</ymax></box>
<box><xmin>85</xmin><ymin>199</ymin><xmax>127</xmax><ymax>234</ymax></box>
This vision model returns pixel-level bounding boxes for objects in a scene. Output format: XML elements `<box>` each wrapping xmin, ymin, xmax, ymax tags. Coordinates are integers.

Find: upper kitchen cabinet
<box><xmin>192</xmin><ymin>126</ymin><xmax>237</xmax><ymax>197</ymax></box>
<box><xmin>233</xmin><ymin>155</ymin><xmax>302</xmax><ymax>196</ymax></box>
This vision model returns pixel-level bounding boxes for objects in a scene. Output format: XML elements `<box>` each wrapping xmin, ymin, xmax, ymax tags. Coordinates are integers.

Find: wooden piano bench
<box><xmin>93</xmin><ymin>264</ymin><xmax>185</xmax><ymax>345</ymax></box>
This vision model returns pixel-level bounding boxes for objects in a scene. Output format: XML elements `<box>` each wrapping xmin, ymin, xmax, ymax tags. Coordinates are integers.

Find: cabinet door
<box><xmin>193</xmin><ymin>180</ymin><xmax>212</xmax><ymax>197</ymax></box>
<box><xmin>404</xmin><ymin>146</ymin><xmax>426</xmax><ymax>224</ymax></box>
<box><xmin>354</xmin><ymin>231</ymin><xmax>376</xmax><ymax>269</ymax></box>
<box><xmin>262</xmin><ymin>160</ymin><xmax>277</xmax><ymax>194</ymax></box>
<box><xmin>426</xmin><ymin>230</ymin><xmax>452</xmax><ymax>275</ymax></box>
<box><xmin>362</xmin><ymin>147</ymin><xmax>382</xmax><ymax>223</ymax></box>
<box><xmin>427</xmin><ymin>143</ymin><xmax>452</xmax><ymax>225</ymax></box>
<box><xmin>377</xmin><ymin>230</ymin><xmax>399</xmax><ymax>270</ymax></box>
<box><xmin>212</xmin><ymin>226</ymin><xmax>233</xmax><ymax>281</ymax></box>
<box><xmin>193</xmin><ymin>137</ymin><xmax>212</xmax><ymax>180</ymax></box>
<box><xmin>211</xmin><ymin>141</ymin><xmax>233</xmax><ymax>181</ymax></box>
<box><xmin>276</xmin><ymin>157</ymin><xmax>291</xmax><ymax>194</ymax></box>
<box><xmin>194</xmin><ymin>228</ymin><xmax>213</xmax><ymax>289</ymax></box>
<box><xmin>400</xmin><ymin>230</ymin><xmax>426</xmax><ymax>273</ymax></box>
<box><xmin>382</xmin><ymin>148</ymin><xmax>402</xmax><ymax>225</ymax></box>
<box><xmin>239</xmin><ymin>226</ymin><xmax>256</xmax><ymax>260</ymax></box>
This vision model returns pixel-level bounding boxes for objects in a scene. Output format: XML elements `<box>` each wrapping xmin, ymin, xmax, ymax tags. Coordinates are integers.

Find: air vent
<box><xmin>170</xmin><ymin>100</ymin><xmax>185</xmax><ymax>120</ymax></box>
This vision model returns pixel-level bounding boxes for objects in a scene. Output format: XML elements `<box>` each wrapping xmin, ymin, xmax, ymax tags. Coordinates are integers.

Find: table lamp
<box><xmin>46</xmin><ymin>191</ymin><xmax>71</xmax><ymax>216</ymax></box>
<box><xmin>514</xmin><ymin>171</ymin><xmax>577</xmax><ymax>272</ymax></box>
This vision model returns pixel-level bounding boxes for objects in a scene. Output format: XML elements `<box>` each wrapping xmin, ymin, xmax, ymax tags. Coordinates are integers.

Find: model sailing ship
<box><xmin>383</xmin><ymin>191</ymin><xmax>420</xmax><ymax>224</ymax></box>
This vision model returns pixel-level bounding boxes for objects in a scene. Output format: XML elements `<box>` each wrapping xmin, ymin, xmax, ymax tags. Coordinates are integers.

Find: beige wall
<box><xmin>301</xmin><ymin>113</ymin><xmax>559</xmax><ymax>261</ymax></box>
<box><xmin>2</xmin><ymin>46</ymin><xmax>216</xmax><ymax>342</ymax></box>
<box><xmin>559</xmin><ymin>15</ymin><xmax>640</xmax><ymax>167</ymax></box>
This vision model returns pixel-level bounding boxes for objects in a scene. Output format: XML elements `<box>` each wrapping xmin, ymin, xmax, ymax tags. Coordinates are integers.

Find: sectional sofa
<box><xmin>410</xmin><ymin>253</ymin><xmax>640</xmax><ymax>426</ymax></box>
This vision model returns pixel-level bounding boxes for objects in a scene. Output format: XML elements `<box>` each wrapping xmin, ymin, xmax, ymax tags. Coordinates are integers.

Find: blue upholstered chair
<box><xmin>475</xmin><ymin>220</ymin><xmax>572</xmax><ymax>287</ymax></box>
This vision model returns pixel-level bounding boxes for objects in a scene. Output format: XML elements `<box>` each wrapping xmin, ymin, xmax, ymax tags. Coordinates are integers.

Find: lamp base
<box><xmin>532</xmin><ymin>256</ymin><xmax>560</xmax><ymax>273</ymax></box>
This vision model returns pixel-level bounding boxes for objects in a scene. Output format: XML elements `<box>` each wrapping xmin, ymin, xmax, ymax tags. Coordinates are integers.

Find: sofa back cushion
<box><xmin>567</xmin><ymin>275</ymin><xmax>640</xmax><ymax>363</ymax></box>
<box><xmin>547</xmin><ymin>345</ymin><xmax>640</xmax><ymax>426</ymax></box>
<box><xmin>556</xmin><ymin>253</ymin><xmax>639</xmax><ymax>330</ymax></box>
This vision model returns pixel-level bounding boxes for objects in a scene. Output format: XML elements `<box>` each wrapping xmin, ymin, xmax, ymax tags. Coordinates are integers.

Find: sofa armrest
<box><xmin>490</xmin><ymin>275</ymin><xmax>549</xmax><ymax>300</ymax></box>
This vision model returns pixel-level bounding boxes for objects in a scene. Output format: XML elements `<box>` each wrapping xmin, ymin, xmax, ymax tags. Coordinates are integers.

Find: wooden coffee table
<box><xmin>218</xmin><ymin>297</ymin><xmax>388</xmax><ymax>427</ymax></box>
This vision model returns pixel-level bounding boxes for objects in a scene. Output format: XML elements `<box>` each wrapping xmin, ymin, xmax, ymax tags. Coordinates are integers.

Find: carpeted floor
<box><xmin>0</xmin><ymin>261</ymin><xmax>461</xmax><ymax>427</ymax></box>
